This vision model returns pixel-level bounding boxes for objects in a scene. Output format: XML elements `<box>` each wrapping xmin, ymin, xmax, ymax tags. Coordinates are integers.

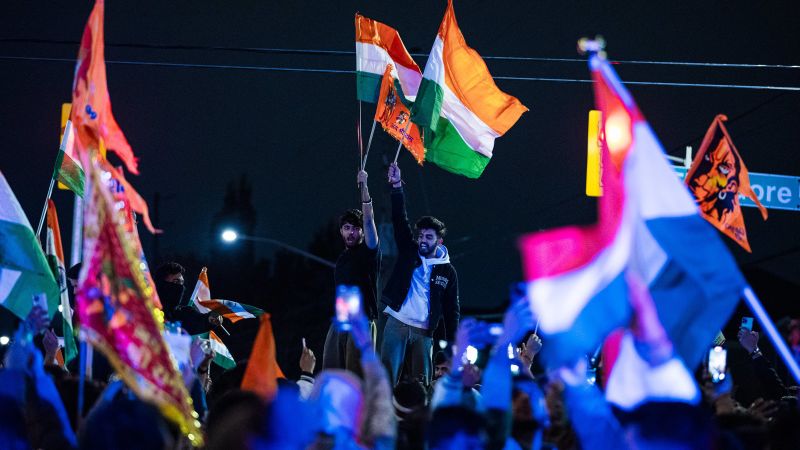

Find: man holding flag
<box><xmin>380</xmin><ymin>162</ymin><xmax>459</xmax><ymax>387</ymax></box>
<box><xmin>154</xmin><ymin>262</ymin><xmax>222</xmax><ymax>335</ymax></box>
<box><xmin>323</xmin><ymin>168</ymin><xmax>381</xmax><ymax>376</ymax></box>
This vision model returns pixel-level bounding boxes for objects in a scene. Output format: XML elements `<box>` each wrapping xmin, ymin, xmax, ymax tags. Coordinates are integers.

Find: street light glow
<box><xmin>221</xmin><ymin>229</ymin><xmax>238</xmax><ymax>243</ymax></box>
<box><xmin>0</xmin><ymin>336</ymin><xmax>9</xmax><ymax>346</ymax></box>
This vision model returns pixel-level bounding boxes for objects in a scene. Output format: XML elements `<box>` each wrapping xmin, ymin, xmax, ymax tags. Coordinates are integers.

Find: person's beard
<box><xmin>418</xmin><ymin>242</ymin><xmax>436</xmax><ymax>258</ymax></box>
<box><xmin>343</xmin><ymin>234</ymin><xmax>362</xmax><ymax>248</ymax></box>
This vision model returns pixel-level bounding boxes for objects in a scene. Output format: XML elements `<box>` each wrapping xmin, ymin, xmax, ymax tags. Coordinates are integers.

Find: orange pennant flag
<box><xmin>685</xmin><ymin>115</ymin><xmax>767</xmax><ymax>252</ymax></box>
<box><xmin>70</xmin><ymin>0</ymin><xmax>137</xmax><ymax>174</ymax></box>
<box><xmin>241</xmin><ymin>314</ymin><xmax>286</xmax><ymax>400</ymax></box>
<box><xmin>374</xmin><ymin>64</ymin><xmax>425</xmax><ymax>164</ymax></box>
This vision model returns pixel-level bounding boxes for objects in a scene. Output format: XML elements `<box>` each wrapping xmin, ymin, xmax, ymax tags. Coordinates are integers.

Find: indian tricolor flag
<box><xmin>355</xmin><ymin>14</ymin><xmax>422</xmax><ymax>103</ymax></box>
<box><xmin>55</xmin><ymin>106</ymin><xmax>85</xmax><ymax>197</ymax></box>
<box><xmin>188</xmin><ymin>267</ymin><xmax>212</xmax><ymax>314</ymax></box>
<box><xmin>207</xmin><ymin>330</ymin><xmax>235</xmax><ymax>370</ymax></box>
<box><xmin>0</xmin><ymin>172</ymin><xmax>59</xmax><ymax>320</ymax></box>
<box><xmin>199</xmin><ymin>299</ymin><xmax>263</xmax><ymax>323</ymax></box>
<box><xmin>189</xmin><ymin>267</ymin><xmax>263</xmax><ymax>323</ymax></box>
<box><xmin>411</xmin><ymin>0</ymin><xmax>527</xmax><ymax>178</ymax></box>
<box><xmin>45</xmin><ymin>200</ymin><xmax>78</xmax><ymax>366</ymax></box>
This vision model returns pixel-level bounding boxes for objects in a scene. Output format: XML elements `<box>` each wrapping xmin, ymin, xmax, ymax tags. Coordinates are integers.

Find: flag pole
<box><xmin>36</xmin><ymin>120</ymin><xmax>75</xmax><ymax>240</ymax></box>
<box><xmin>392</xmin><ymin>121</ymin><xmax>412</xmax><ymax>164</ymax></box>
<box><xmin>362</xmin><ymin>120</ymin><xmax>378</xmax><ymax>170</ymax></box>
<box><xmin>742</xmin><ymin>285</ymin><xmax>800</xmax><ymax>384</ymax></box>
<box><xmin>358</xmin><ymin>101</ymin><xmax>364</xmax><ymax>169</ymax></box>
<box><xmin>35</xmin><ymin>179</ymin><xmax>56</xmax><ymax>240</ymax></box>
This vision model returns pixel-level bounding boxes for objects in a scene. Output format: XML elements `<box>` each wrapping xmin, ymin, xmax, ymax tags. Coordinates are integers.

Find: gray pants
<box><xmin>322</xmin><ymin>321</ymin><xmax>376</xmax><ymax>379</ymax></box>
<box><xmin>380</xmin><ymin>314</ymin><xmax>432</xmax><ymax>387</ymax></box>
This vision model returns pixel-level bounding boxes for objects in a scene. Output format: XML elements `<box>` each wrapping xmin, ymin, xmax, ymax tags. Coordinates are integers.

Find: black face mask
<box><xmin>156</xmin><ymin>280</ymin><xmax>186</xmax><ymax>311</ymax></box>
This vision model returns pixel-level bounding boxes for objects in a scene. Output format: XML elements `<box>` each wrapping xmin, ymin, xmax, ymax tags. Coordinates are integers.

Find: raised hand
<box><xmin>388</xmin><ymin>162</ymin><xmax>402</xmax><ymax>187</ymax></box>
<box><xmin>299</xmin><ymin>339</ymin><xmax>317</xmax><ymax>373</ymax></box>
<box><xmin>737</xmin><ymin>328</ymin><xmax>760</xmax><ymax>355</ymax></box>
<box><xmin>43</xmin><ymin>328</ymin><xmax>60</xmax><ymax>364</ymax></box>
<box><xmin>357</xmin><ymin>169</ymin><xmax>368</xmax><ymax>186</ymax></box>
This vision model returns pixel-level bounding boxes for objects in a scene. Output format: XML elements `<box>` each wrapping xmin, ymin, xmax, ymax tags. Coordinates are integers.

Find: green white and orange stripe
<box><xmin>199</xmin><ymin>299</ymin><xmax>263</xmax><ymax>323</ymax></box>
<box><xmin>45</xmin><ymin>200</ymin><xmax>78</xmax><ymax>366</ymax></box>
<box><xmin>355</xmin><ymin>14</ymin><xmax>422</xmax><ymax>103</ymax></box>
<box><xmin>189</xmin><ymin>267</ymin><xmax>263</xmax><ymax>323</ymax></box>
<box><xmin>55</xmin><ymin>104</ymin><xmax>86</xmax><ymax>197</ymax></box>
<box><xmin>208</xmin><ymin>330</ymin><xmax>235</xmax><ymax>369</ymax></box>
<box><xmin>188</xmin><ymin>267</ymin><xmax>212</xmax><ymax>314</ymax></box>
<box><xmin>0</xmin><ymin>172</ymin><xmax>59</xmax><ymax>320</ymax></box>
<box><xmin>411</xmin><ymin>0</ymin><xmax>528</xmax><ymax>178</ymax></box>
<box><xmin>55</xmin><ymin>117</ymin><xmax>85</xmax><ymax>197</ymax></box>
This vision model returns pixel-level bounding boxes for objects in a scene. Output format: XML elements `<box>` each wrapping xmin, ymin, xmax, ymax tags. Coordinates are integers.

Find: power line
<box><xmin>1</xmin><ymin>38</ymin><xmax>798</xmax><ymax>69</ymax></box>
<box><xmin>2</xmin><ymin>55</ymin><xmax>799</xmax><ymax>92</ymax></box>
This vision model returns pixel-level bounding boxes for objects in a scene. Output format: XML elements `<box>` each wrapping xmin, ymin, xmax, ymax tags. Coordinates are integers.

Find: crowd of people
<box><xmin>1</xmin><ymin>163</ymin><xmax>799</xmax><ymax>450</ymax></box>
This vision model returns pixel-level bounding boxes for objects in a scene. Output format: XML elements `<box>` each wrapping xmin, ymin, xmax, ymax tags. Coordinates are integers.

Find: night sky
<box><xmin>2</xmin><ymin>1</ymin><xmax>799</xmax><ymax>316</ymax></box>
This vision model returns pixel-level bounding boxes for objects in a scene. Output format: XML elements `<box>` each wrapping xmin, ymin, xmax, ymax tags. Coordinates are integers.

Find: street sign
<box><xmin>674</xmin><ymin>167</ymin><xmax>800</xmax><ymax>211</ymax></box>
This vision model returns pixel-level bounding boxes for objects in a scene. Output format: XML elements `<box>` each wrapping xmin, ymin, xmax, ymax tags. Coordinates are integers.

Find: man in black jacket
<box><xmin>380</xmin><ymin>162</ymin><xmax>459</xmax><ymax>387</ymax></box>
<box><xmin>154</xmin><ymin>262</ymin><xmax>221</xmax><ymax>335</ymax></box>
<box><xmin>322</xmin><ymin>169</ymin><xmax>381</xmax><ymax>376</ymax></box>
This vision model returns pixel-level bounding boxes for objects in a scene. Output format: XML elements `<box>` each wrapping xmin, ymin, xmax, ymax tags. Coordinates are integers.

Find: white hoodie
<box><xmin>385</xmin><ymin>245</ymin><xmax>450</xmax><ymax>330</ymax></box>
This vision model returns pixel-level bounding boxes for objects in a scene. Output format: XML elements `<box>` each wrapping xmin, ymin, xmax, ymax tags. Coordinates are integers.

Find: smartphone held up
<box><xmin>709</xmin><ymin>346</ymin><xmax>727</xmax><ymax>383</ymax></box>
<box><xmin>335</xmin><ymin>285</ymin><xmax>362</xmax><ymax>331</ymax></box>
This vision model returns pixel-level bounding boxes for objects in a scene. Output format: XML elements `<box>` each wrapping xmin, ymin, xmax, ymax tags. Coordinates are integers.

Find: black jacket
<box><xmin>382</xmin><ymin>187</ymin><xmax>460</xmax><ymax>342</ymax></box>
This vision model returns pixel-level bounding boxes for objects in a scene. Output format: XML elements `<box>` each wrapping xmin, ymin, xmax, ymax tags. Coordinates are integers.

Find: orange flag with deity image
<box><xmin>374</xmin><ymin>64</ymin><xmax>425</xmax><ymax>164</ymax></box>
<box><xmin>685</xmin><ymin>115</ymin><xmax>767</xmax><ymax>252</ymax></box>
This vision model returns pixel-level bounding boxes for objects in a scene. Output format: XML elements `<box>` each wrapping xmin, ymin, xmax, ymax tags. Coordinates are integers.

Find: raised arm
<box><xmin>387</xmin><ymin>162</ymin><xmax>413</xmax><ymax>246</ymax></box>
<box><xmin>358</xmin><ymin>170</ymin><xmax>379</xmax><ymax>250</ymax></box>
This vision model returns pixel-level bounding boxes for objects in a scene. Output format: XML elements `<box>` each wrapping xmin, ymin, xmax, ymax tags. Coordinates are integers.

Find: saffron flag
<box><xmin>411</xmin><ymin>0</ymin><xmax>527</xmax><ymax>178</ymax></box>
<box><xmin>45</xmin><ymin>200</ymin><xmax>78</xmax><ymax>366</ymax></box>
<box><xmin>0</xmin><ymin>173</ymin><xmax>59</xmax><ymax>320</ymax></box>
<box><xmin>76</xmin><ymin>157</ymin><xmax>202</xmax><ymax>446</ymax></box>
<box><xmin>518</xmin><ymin>50</ymin><xmax>745</xmax><ymax>373</ymax></box>
<box><xmin>70</xmin><ymin>0</ymin><xmax>157</xmax><ymax>233</ymax></box>
<box><xmin>355</xmin><ymin>14</ymin><xmax>422</xmax><ymax>103</ymax></box>
<box><xmin>374</xmin><ymin>64</ymin><xmax>425</xmax><ymax>163</ymax></box>
<box><xmin>71</xmin><ymin>0</ymin><xmax>136</xmax><ymax>174</ymax></box>
<box><xmin>241</xmin><ymin>314</ymin><xmax>285</xmax><ymax>399</ymax></box>
<box><xmin>685</xmin><ymin>114</ymin><xmax>767</xmax><ymax>253</ymax></box>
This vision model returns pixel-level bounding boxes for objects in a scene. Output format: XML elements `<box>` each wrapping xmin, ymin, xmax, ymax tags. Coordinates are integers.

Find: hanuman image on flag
<box><xmin>685</xmin><ymin>115</ymin><xmax>767</xmax><ymax>253</ymax></box>
<box><xmin>688</xmin><ymin>138</ymin><xmax>741</xmax><ymax>224</ymax></box>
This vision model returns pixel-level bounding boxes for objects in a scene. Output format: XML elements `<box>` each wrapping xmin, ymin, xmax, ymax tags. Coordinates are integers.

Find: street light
<box><xmin>0</xmin><ymin>336</ymin><xmax>9</xmax><ymax>346</ymax></box>
<box><xmin>221</xmin><ymin>229</ymin><xmax>238</xmax><ymax>243</ymax></box>
<box><xmin>219</xmin><ymin>230</ymin><xmax>335</xmax><ymax>269</ymax></box>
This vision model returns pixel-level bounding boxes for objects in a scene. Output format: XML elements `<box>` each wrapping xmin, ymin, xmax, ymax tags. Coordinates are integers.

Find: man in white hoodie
<box><xmin>380</xmin><ymin>162</ymin><xmax>460</xmax><ymax>387</ymax></box>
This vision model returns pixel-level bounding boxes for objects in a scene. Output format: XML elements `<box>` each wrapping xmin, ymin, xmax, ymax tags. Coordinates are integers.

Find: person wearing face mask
<box><xmin>322</xmin><ymin>168</ymin><xmax>381</xmax><ymax>377</ymax></box>
<box><xmin>380</xmin><ymin>162</ymin><xmax>460</xmax><ymax>388</ymax></box>
<box><xmin>154</xmin><ymin>262</ymin><xmax>222</xmax><ymax>335</ymax></box>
